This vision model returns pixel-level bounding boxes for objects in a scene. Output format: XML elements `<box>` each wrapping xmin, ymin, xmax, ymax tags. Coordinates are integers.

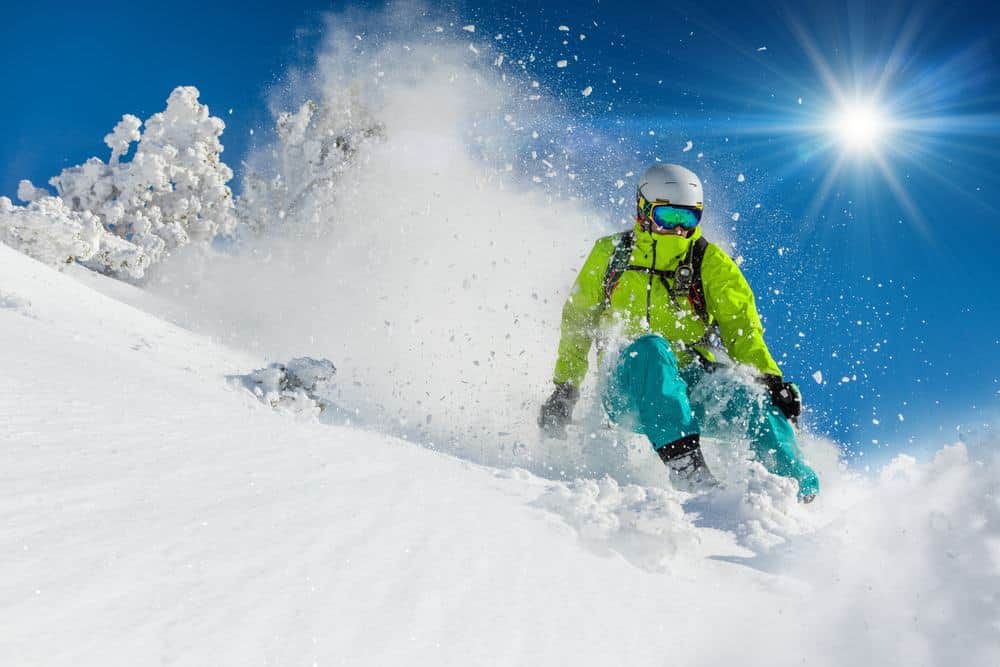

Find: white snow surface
<box><xmin>2</xmin><ymin>239</ymin><xmax>999</xmax><ymax>666</ymax></box>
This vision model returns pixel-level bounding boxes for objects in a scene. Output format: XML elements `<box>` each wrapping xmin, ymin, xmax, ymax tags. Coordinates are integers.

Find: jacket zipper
<box><xmin>646</xmin><ymin>239</ymin><xmax>657</xmax><ymax>329</ymax></box>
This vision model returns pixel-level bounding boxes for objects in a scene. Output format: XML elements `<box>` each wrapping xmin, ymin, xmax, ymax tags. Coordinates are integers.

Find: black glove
<box><xmin>762</xmin><ymin>375</ymin><xmax>802</xmax><ymax>421</ymax></box>
<box><xmin>538</xmin><ymin>383</ymin><xmax>579</xmax><ymax>438</ymax></box>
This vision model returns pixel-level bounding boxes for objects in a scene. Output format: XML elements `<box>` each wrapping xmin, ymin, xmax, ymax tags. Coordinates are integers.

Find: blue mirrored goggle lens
<box><xmin>651</xmin><ymin>204</ymin><xmax>700</xmax><ymax>229</ymax></box>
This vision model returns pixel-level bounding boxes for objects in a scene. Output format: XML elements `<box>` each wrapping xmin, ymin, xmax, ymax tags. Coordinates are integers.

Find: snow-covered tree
<box><xmin>1</xmin><ymin>83</ymin><xmax>383</xmax><ymax>277</ymax></box>
<box><xmin>238</xmin><ymin>94</ymin><xmax>384</xmax><ymax>234</ymax></box>
<box><xmin>0</xmin><ymin>194</ymin><xmax>150</xmax><ymax>276</ymax></box>
<box><xmin>2</xmin><ymin>86</ymin><xmax>236</xmax><ymax>279</ymax></box>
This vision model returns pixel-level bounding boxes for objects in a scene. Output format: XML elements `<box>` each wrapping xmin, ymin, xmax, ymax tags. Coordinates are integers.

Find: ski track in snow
<box><xmin>3</xmin><ymin>240</ymin><xmax>999</xmax><ymax>666</ymax></box>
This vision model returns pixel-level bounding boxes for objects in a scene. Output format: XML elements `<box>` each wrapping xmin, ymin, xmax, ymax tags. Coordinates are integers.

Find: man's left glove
<box><xmin>538</xmin><ymin>382</ymin><xmax>579</xmax><ymax>439</ymax></box>
<box><xmin>762</xmin><ymin>375</ymin><xmax>802</xmax><ymax>421</ymax></box>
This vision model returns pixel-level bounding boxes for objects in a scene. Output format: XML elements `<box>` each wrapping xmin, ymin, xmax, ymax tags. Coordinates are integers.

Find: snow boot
<box><xmin>656</xmin><ymin>434</ymin><xmax>718</xmax><ymax>492</ymax></box>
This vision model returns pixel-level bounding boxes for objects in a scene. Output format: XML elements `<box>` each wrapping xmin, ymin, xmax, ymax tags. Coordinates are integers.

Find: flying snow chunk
<box><xmin>737</xmin><ymin>173</ymin><xmax>745</xmax><ymax>182</ymax></box>
<box><xmin>556</xmin><ymin>59</ymin><xmax>568</xmax><ymax>68</ymax></box>
<box><xmin>682</xmin><ymin>140</ymin><xmax>693</xmax><ymax>152</ymax></box>
<box><xmin>731</xmin><ymin>212</ymin><xmax>740</xmax><ymax>222</ymax></box>
<box><xmin>462</xmin><ymin>24</ymin><xmax>476</xmax><ymax>33</ymax></box>
<box><xmin>469</xmin><ymin>44</ymin><xmax>479</xmax><ymax>55</ymax></box>
<box><xmin>797</xmin><ymin>97</ymin><xmax>803</xmax><ymax>105</ymax></box>
<box><xmin>558</xmin><ymin>25</ymin><xmax>570</xmax><ymax>31</ymax></box>
<box><xmin>582</xmin><ymin>86</ymin><xmax>593</xmax><ymax>97</ymax></box>
<box><xmin>812</xmin><ymin>370</ymin><xmax>823</xmax><ymax>384</ymax></box>
<box><xmin>757</xmin><ymin>46</ymin><xmax>767</xmax><ymax>51</ymax></box>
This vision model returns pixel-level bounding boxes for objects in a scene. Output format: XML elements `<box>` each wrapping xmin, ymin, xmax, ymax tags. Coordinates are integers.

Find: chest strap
<box><xmin>602</xmin><ymin>232</ymin><xmax>711</xmax><ymax>326</ymax></box>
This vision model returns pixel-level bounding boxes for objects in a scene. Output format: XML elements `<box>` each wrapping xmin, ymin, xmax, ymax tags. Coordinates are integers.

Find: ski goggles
<box><xmin>637</xmin><ymin>192</ymin><xmax>703</xmax><ymax>229</ymax></box>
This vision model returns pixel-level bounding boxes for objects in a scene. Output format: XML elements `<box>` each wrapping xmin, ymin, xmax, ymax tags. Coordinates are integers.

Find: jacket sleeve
<box><xmin>552</xmin><ymin>238</ymin><xmax>615</xmax><ymax>387</ymax></box>
<box><xmin>701</xmin><ymin>246</ymin><xmax>783</xmax><ymax>377</ymax></box>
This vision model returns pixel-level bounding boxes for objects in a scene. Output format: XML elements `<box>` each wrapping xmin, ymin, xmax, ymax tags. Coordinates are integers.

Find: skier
<box><xmin>538</xmin><ymin>164</ymin><xmax>819</xmax><ymax>502</ymax></box>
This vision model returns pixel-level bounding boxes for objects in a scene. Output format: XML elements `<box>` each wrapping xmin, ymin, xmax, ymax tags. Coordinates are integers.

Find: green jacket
<box><xmin>552</xmin><ymin>223</ymin><xmax>783</xmax><ymax>387</ymax></box>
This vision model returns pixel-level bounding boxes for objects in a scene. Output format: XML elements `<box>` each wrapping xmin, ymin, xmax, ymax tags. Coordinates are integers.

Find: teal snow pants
<box><xmin>602</xmin><ymin>334</ymin><xmax>820</xmax><ymax>499</ymax></box>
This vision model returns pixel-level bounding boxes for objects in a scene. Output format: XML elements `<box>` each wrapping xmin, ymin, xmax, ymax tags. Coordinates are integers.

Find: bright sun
<box><xmin>831</xmin><ymin>102</ymin><xmax>888</xmax><ymax>152</ymax></box>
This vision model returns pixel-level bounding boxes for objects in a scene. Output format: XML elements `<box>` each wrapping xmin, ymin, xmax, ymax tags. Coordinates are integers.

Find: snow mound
<box><xmin>690</xmin><ymin>462</ymin><xmax>812</xmax><ymax>552</ymax></box>
<box><xmin>236</xmin><ymin>357</ymin><xmax>338</xmax><ymax>416</ymax></box>
<box><xmin>0</xmin><ymin>289</ymin><xmax>34</xmax><ymax>317</ymax></box>
<box><xmin>734</xmin><ymin>464</ymin><xmax>810</xmax><ymax>550</ymax></box>
<box><xmin>768</xmin><ymin>443</ymin><xmax>1000</xmax><ymax>666</ymax></box>
<box><xmin>535</xmin><ymin>476</ymin><xmax>700</xmax><ymax>571</ymax></box>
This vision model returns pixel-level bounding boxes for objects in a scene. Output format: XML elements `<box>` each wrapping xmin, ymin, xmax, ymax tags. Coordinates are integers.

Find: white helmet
<box><xmin>637</xmin><ymin>163</ymin><xmax>704</xmax><ymax>211</ymax></box>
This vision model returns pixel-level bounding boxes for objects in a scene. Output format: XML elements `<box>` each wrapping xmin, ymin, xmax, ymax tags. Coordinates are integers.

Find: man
<box><xmin>538</xmin><ymin>163</ymin><xmax>819</xmax><ymax>502</ymax></box>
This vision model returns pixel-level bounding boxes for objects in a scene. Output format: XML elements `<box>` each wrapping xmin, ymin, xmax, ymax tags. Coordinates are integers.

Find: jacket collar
<box><xmin>630</xmin><ymin>222</ymin><xmax>703</xmax><ymax>270</ymax></box>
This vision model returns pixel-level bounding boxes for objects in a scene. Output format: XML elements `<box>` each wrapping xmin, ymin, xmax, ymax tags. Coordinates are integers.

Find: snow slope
<box><xmin>3</xmin><ymin>239</ymin><xmax>999</xmax><ymax>667</ymax></box>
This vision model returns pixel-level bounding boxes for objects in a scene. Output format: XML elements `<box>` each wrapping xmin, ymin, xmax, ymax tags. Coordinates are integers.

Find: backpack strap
<box><xmin>686</xmin><ymin>236</ymin><xmax>723</xmax><ymax>362</ymax></box>
<box><xmin>688</xmin><ymin>236</ymin><xmax>710</xmax><ymax>325</ymax></box>
<box><xmin>602</xmin><ymin>230</ymin><xmax>635</xmax><ymax>307</ymax></box>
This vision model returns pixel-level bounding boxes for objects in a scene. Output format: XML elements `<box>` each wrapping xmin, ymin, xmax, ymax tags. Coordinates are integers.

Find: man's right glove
<box><xmin>762</xmin><ymin>375</ymin><xmax>802</xmax><ymax>422</ymax></box>
<box><xmin>538</xmin><ymin>382</ymin><xmax>579</xmax><ymax>439</ymax></box>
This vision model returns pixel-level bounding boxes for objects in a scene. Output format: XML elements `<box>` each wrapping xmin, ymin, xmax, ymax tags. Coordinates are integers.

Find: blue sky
<box><xmin>2</xmin><ymin>0</ymin><xmax>998</xmax><ymax>461</ymax></box>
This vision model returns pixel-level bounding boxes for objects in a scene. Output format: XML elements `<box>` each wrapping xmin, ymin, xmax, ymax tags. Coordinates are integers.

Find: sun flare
<box><xmin>831</xmin><ymin>102</ymin><xmax>888</xmax><ymax>152</ymax></box>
